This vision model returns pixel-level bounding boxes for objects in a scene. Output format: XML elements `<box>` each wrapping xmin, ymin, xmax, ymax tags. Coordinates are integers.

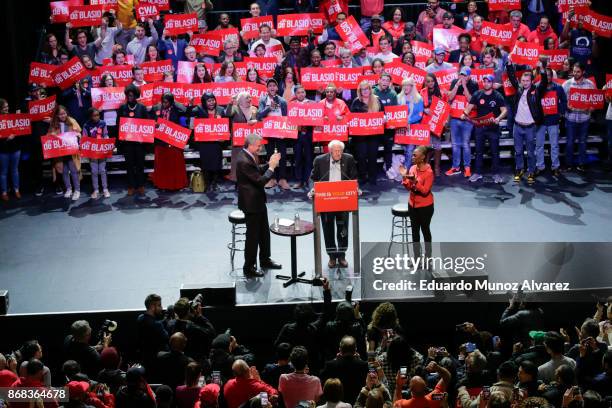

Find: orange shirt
<box><xmin>394</xmin><ymin>381</ymin><xmax>445</xmax><ymax>408</ymax></box>
<box><xmin>526</xmin><ymin>28</ymin><xmax>558</xmax><ymax>48</ymax></box>
<box><xmin>402</xmin><ymin>164</ymin><xmax>434</xmax><ymax>208</ymax></box>
<box><xmin>320</xmin><ymin>98</ymin><xmax>349</xmax><ymax>121</ymax></box>
<box><xmin>510</xmin><ymin>23</ymin><xmax>531</xmax><ymax>47</ymax></box>
<box><xmin>383</xmin><ymin>21</ymin><xmax>405</xmax><ymax>41</ymax></box>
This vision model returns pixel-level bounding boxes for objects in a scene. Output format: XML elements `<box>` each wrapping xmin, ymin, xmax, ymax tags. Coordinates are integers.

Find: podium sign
<box><xmin>314</xmin><ymin>180</ymin><xmax>359</xmax><ymax>213</ymax></box>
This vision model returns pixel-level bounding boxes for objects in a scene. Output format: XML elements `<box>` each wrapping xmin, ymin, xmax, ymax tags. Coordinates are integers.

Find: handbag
<box><xmin>190</xmin><ymin>170</ymin><xmax>206</xmax><ymax>193</ymax></box>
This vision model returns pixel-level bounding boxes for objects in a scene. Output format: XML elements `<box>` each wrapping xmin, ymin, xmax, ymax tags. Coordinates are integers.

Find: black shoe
<box><xmin>243</xmin><ymin>266</ymin><xmax>264</xmax><ymax>278</ymax></box>
<box><xmin>576</xmin><ymin>165</ymin><xmax>586</xmax><ymax>173</ymax></box>
<box><xmin>552</xmin><ymin>168</ymin><xmax>561</xmax><ymax>177</ymax></box>
<box><xmin>260</xmin><ymin>258</ymin><xmax>282</xmax><ymax>269</ymax></box>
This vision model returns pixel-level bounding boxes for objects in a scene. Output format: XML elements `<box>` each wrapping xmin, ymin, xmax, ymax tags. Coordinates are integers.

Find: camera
<box><xmin>189</xmin><ymin>293</ymin><xmax>204</xmax><ymax>311</ymax></box>
<box><xmin>98</xmin><ymin>319</ymin><xmax>118</xmax><ymax>341</ymax></box>
<box><xmin>455</xmin><ymin>323</ymin><xmax>468</xmax><ymax>331</ymax></box>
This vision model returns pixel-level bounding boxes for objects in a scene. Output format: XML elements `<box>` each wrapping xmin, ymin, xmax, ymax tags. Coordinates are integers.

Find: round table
<box><xmin>270</xmin><ymin>219</ymin><xmax>315</xmax><ymax>287</ymax></box>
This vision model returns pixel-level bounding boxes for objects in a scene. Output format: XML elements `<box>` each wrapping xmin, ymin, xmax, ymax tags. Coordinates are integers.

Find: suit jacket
<box><xmin>236</xmin><ymin>149</ymin><xmax>273</xmax><ymax>213</ymax></box>
<box><xmin>320</xmin><ymin>355</ymin><xmax>369</xmax><ymax>404</ymax></box>
<box><xmin>157</xmin><ymin>38</ymin><xmax>187</xmax><ymax>69</ymax></box>
<box><xmin>310</xmin><ymin>153</ymin><xmax>358</xmax><ymax>183</ymax></box>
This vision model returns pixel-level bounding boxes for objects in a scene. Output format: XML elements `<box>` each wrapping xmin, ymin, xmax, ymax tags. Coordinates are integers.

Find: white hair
<box><xmin>328</xmin><ymin>140</ymin><xmax>345</xmax><ymax>150</ymax></box>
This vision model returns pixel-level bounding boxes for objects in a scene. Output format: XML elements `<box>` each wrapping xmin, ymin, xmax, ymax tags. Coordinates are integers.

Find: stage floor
<box><xmin>1</xmin><ymin>167</ymin><xmax>612</xmax><ymax>314</ymax></box>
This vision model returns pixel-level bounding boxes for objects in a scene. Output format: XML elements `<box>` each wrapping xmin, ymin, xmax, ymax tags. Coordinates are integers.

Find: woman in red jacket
<box><xmin>399</xmin><ymin>145</ymin><xmax>434</xmax><ymax>242</ymax></box>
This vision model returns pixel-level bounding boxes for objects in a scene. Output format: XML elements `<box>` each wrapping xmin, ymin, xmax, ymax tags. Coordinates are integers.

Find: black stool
<box><xmin>228</xmin><ymin>210</ymin><xmax>246</xmax><ymax>264</ymax></box>
<box><xmin>390</xmin><ymin>203</ymin><xmax>411</xmax><ymax>244</ymax></box>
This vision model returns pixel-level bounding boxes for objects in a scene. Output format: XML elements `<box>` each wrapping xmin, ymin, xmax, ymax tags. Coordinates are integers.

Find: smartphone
<box><xmin>197</xmin><ymin>375</ymin><xmax>205</xmax><ymax>387</ymax></box>
<box><xmin>260</xmin><ymin>392</ymin><xmax>269</xmax><ymax>406</ymax></box>
<box><xmin>400</xmin><ymin>366</ymin><xmax>407</xmax><ymax>378</ymax></box>
<box><xmin>482</xmin><ymin>386</ymin><xmax>491</xmax><ymax>400</ymax></box>
<box><xmin>465</xmin><ymin>342</ymin><xmax>476</xmax><ymax>353</ymax></box>
<box><xmin>572</xmin><ymin>386</ymin><xmax>581</xmax><ymax>397</ymax></box>
<box><xmin>436</xmin><ymin>347</ymin><xmax>446</xmax><ymax>356</ymax></box>
<box><xmin>367</xmin><ymin>351</ymin><xmax>376</xmax><ymax>363</ymax></box>
<box><xmin>212</xmin><ymin>371</ymin><xmax>221</xmax><ymax>385</ymax></box>
<box><xmin>431</xmin><ymin>393</ymin><xmax>444</xmax><ymax>401</ymax></box>
<box><xmin>492</xmin><ymin>336</ymin><xmax>500</xmax><ymax>347</ymax></box>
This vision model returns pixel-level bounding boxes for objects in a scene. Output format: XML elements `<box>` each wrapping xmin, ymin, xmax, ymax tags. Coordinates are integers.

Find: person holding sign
<box><xmin>310</xmin><ymin>140</ymin><xmax>358</xmax><ymax>268</ymax></box>
<box><xmin>505</xmin><ymin>58</ymin><xmax>548</xmax><ymax>185</ymax></box>
<box><xmin>0</xmin><ymin>99</ymin><xmax>21</xmax><ymax>202</ymax></box>
<box><xmin>420</xmin><ymin>74</ymin><xmax>445</xmax><ymax>177</ymax></box>
<box><xmin>536</xmin><ymin>67</ymin><xmax>567</xmax><ymax>177</ymax></box>
<box><xmin>292</xmin><ymin>86</ymin><xmax>315</xmax><ymax>189</ymax></box>
<box><xmin>82</xmin><ymin>108</ymin><xmax>110</xmax><ymax>199</ymax></box>
<box><xmin>397</xmin><ymin>78</ymin><xmax>425</xmax><ymax>166</ymax></box>
<box><xmin>226</xmin><ymin>92</ymin><xmax>259</xmax><ymax>182</ymax></box>
<box><xmin>237</xmin><ymin>133</ymin><xmax>282</xmax><ymax>278</ymax></box>
<box><xmin>399</xmin><ymin>145</ymin><xmax>434</xmax><ymax>244</ymax></box>
<box><xmin>462</xmin><ymin>75</ymin><xmax>507</xmax><ymax>184</ymax></box>
<box><xmin>447</xmin><ymin>67</ymin><xmax>478</xmax><ymax>178</ymax></box>
<box><xmin>49</xmin><ymin>105</ymin><xmax>82</xmax><ymax>201</ymax></box>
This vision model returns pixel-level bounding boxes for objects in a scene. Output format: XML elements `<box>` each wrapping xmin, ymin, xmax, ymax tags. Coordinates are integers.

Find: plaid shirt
<box><xmin>562</xmin><ymin>77</ymin><xmax>595</xmax><ymax>123</ymax></box>
<box><xmin>376</xmin><ymin>349</ymin><xmax>424</xmax><ymax>396</ymax></box>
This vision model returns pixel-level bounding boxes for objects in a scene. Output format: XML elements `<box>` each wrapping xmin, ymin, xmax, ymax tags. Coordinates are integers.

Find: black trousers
<box><xmin>321</xmin><ymin>211</ymin><xmax>349</xmax><ymax>259</ymax></box>
<box><xmin>409</xmin><ymin>204</ymin><xmax>434</xmax><ymax>242</ymax></box>
<box><xmin>123</xmin><ymin>142</ymin><xmax>146</xmax><ymax>189</ymax></box>
<box><xmin>265</xmin><ymin>138</ymin><xmax>288</xmax><ymax>180</ymax></box>
<box><xmin>355</xmin><ymin>136</ymin><xmax>380</xmax><ymax>184</ymax></box>
<box><xmin>383</xmin><ymin>129</ymin><xmax>395</xmax><ymax>170</ymax></box>
<box><xmin>244</xmin><ymin>210</ymin><xmax>271</xmax><ymax>269</ymax></box>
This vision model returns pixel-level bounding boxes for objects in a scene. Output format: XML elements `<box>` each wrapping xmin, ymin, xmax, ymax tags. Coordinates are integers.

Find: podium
<box><xmin>313</xmin><ymin>180</ymin><xmax>360</xmax><ymax>277</ymax></box>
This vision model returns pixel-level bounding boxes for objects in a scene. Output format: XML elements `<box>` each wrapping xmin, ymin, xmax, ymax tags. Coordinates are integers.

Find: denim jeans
<box><xmin>513</xmin><ymin>124</ymin><xmax>537</xmax><ymax>173</ymax></box>
<box><xmin>565</xmin><ymin>120</ymin><xmax>589</xmax><ymax>167</ymax></box>
<box><xmin>404</xmin><ymin>144</ymin><xmax>416</xmax><ymax>166</ymax></box>
<box><xmin>536</xmin><ymin>125</ymin><xmax>560</xmax><ymax>170</ymax></box>
<box><xmin>0</xmin><ymin>150</ymin><xmax>20</xmax><ymax>193</ymax></box>
<box><xmin>294</xmin><ymin>130</ymin><xmax>313</xmax><ymax>184</ymax></box>
<box><xmin>450</xmin><ymin>118</ymin><xmax>473</xmax><ymax>168</ymax></box>
<box><xmin>90</xmin><ymin>159</ymin><xmax>108</xmax><ymax>191</ymax></box>
<box><xmin>62</xmin><ymin>157</ymin><xmax>80</xmax><ymax>191</ymax></box>
<box><xmin>474</xmin><ymin>126</ymin><xmax>500</xmax><ymax>174</ymax></box>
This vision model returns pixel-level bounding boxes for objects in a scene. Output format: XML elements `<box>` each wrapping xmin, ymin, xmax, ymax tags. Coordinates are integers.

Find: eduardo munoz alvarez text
<box><xmin>371</xmin><ymin>279</ymin><xmax>571</xmax><ymax>292</ymax></box>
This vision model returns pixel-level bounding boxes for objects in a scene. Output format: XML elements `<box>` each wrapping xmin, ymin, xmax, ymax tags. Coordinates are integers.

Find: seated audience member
<box><xmin>155</xmin><ymin>332</ymin><xmax>194</xmax><ymax>391</ymax></box>
<box><xmin>10</xmin><ymin>359</ymin><xmax>59</xmax><ymax>408</ymax></box>
<box><xmin>175</xmin><ymin>362</ymin><xmax>204</xmax><ymax>408</ymax></box>
<box><xmin>115</xmin><ymin>366</ymin><xmax>156</xmax><ymax>408</ymax></box>
<box><xmin>167</xmin><ymin>297</ymin><xmax>216</xmax><ymax>362</ymax></box>
<box><xmin>394</xmin><ymin>361</ymin><xmax>452</xmax><ymax>407</ymax></box>
<box><xmin>317</xmin><ymin>378</ymin><xmax>352</xmax><ymax>408</ymax></box>
<box><xmin>223</xmin><ymin>360</ymin><xmax>278</xmax><ymax>408</ymax></box>
<box><xmin>279</xmin><ymin>346</ymin><xmax>323</xmax><ymax>408</ymax></box>
<box><xmin>136</xmin><ymin>293</ymin><xmax>169</xmax><ymax>373</ymax></box>
<box><xmin>457</xmin><ymin>360</ymin><xmax>517</xmax><ymax>407</ymax></box>
<box><xmin>261</xmin><ymin>343</ymin><xmax>293</xmax><ymax>389</ymax></box>
<box><xmin>538</xmin><ymin>332</ymin><xmax>576</xmax><ymax>383</ymax></box>
<box><xmin>321</xmin><ymin>336</ymin><xmax>370</xmax><ymax>404</ymax></box>
<box><xmin>64</xmin><ymin>320</ymin><xmax>111</xmax><ymax>380</ymax></box>
<box><xmin>97</xmin><ymin>346</ymin><xmax>126</xmax><ymax>395</ymax></box>
<box><xmin>195</xmin><ymin>383</ymin><xmax>221</xmax><ymax>408</ymax></box>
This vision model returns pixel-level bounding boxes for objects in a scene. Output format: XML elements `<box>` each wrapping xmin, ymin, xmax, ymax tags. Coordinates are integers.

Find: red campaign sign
<box><xmin>193</xmin><ymin>118</ymin><xmax>230</xmax><ymax>142</ymax></box>
<box><xmin>414</xmin><ymin>56</ymin><xmax>428</xmax><ymax>71</ymax></box>
<box><xmin>313</xmin><ymin>119</ymin><xmax>348</xmax><ymax>142</ymax></box>
<box><xmin>606</xmin><ymin>74</ymin><xmax>612</xmax><ymax>98</ymax></box>
<box><xmin>240</xmin><ymin>16</ymin><xmax>274</xmax><ymax>40</ymax></box>
<box><xmin>89</xmin><ymin>0</ymin><xmax>118</xmax><ymax>12</ymax></box>
<box><xmin>384</xmin><ymin>105</ymin><xmax>409</xmax><ymax>129</ymax></box>
<box><xmin>541</xmin><ymin>49</ymin><xmax>569</xmax><ymax>70</ymax></box>
<box><xmin>433</xmin><ymin>25</ymin><xmax>465</xmax><ymax>52</ymax></box>
<box><xmin>244</xmin><ymin>57</ymin><xmax>277</xmax><ymax>79</ymax></box>
<box><xmin>557</xmin><ymin>0</ymin><xmax>590</xmax><ymax>12</ymax></box>
<box><xmin>313</xmin><ymin>180</ymin><xmax>359</xmax><ymax>213</ymax></box>
<box><xmin>337</xmin><ymin>16</ymin><xmax>369</xmax><ymax>54</ymax></box>
<box><xmin>51</xmin><ymin>57</ymin><xmax>89</xmax><ymax>90</ymax></box>
<box><xmin>176</xmin><ymin>61</ymin><xmax>197</xmax><ymax>84</ymax></box>
<box><xmin>183</xmin><ymin>83</ymin><xmax>211</xmax><ymax>104</ymax></box>
<box><xmin>118</xmin><ymin>117</ymin><xmax>156</xmax><ymax>143</ymax></box>
<box><xmin>568</xmin><ymin>88</ymin><xmax>605</xmax><ymax>110</ymax></box>
<box><xmin>582</xmin><ymin>11</ymin><xmax>612</xmax><ymax>38</ymax></box>
<box><xmin>394</xmin><ymin>124</ymin><xmax>430</xmax><ymax>145</ymax></box>
<box><xmin>359</xmin><ymin>74</ymin><xmax>379</xmax><ymax>88</ymax></box>
<box><xmin>276</xmin><ymin>13</ymin><xmax>325</xmax><ymax>36</ymax></box>
<box><xmin>480</xmin><ymin>22</ymin><xmax>514</xmax><ymax>47</ymax></box>
<box><xmin>135</xmin><ymin>2</ymin><xmax>160</xmax><ymax>21</ymax></box>
<box><xmin>320</xmin><ymin>59</ymin><xmax>342</xmax><ymax>68</ymax></box>
<box><xmin>79</xmin><ymin>136</ymin><xmax>115</xmax><ymax>159</ymax></box>
<box><xmin>153</xmin><ymin>82</ymin><xmax>187</xmax><ymax>105</ymax></box>
<box><xmin>469</xmin><ymin>68</ymin><xmax>495</xmax><ymax>87</ymax></box>
<box><xmin>141</xmin><ymin>60</ymin><xmax>173</xmax><ymax>82</ymax></box>
<box><xmin>501</xmin><ymin>71</ymin><xmax>526</xmax><ymax>96</ymax></box>
<box><xmin>510</xmin><ymin>42</ymin><xmax>541</xmax><ymax>66</ymax></box>
<box><xmin>29</xmin><ymin>63</ymin><xmax>56</xmax><ymax>87</ymax></box>
<box><xmin>300</xmin><ymin>67</ymin><xmax>362</xmax><ymax>90</ymax></box>
<box><xmin>232</xmin><ymin>122</ymin><xmax>265</xmax><ymax>147</ymax></box>
<box><xmin>41</xmin><ymin>132</ymin><xmax>80</xmax><ymax>159</ymax></box>
<box><xmin>190</xmin><ymin>33</ymin><xmax>222</xmax><ymax>56</ymax></box>
<box><xmin>287</xmin><ymin>102</ymin><xmax>325</xmax><ymax>126</ymax></box>
<box><xmin>164</xmin><ymin>13</ymin><xmax>198</xmax><ymax>36</ymax></box>
<box><xmin>50</xmin><ymin>0</ymin><xmax>83</xmax><ymax>24</ymax></box>
<box><xmin>98</xmin><ymin>65</ymin><xmax>133</xmax><ymax>87</ymax></box>
<box><xmin>450</xmin><ymin>95</ymin><xmax>474</xmax><ymax>119</ymax></box>
<box><xmin>68</xmin><ymin>5</ymin><xmax>105</xmax><ymax>28</ymax></box>
<box><xmin>423</xmin><ymin>96</ymin><xmax>450</xmax><ymax>136</ymax></box>
<box><xmin>138</xmin><ymin>83</ymin><xmax>156</xmax><ymax>108</ymax></box>
<box><xmin>88</xmin><ymin>68</ymin><xmax>102</xmax><ymax>87</ymax></box>
<box><xmin>141</xmin><ymin>0</ymin><xmax>169</xmax><ymax>10</ymax></box>
<box><xmin>215</xmin><ymin>28</ymin><xmax>240</xmax><ymax>47</ymax></box>
<box><xmin>91</xmin><ymin>87</ymin><xmax>126</xmax><ymax>110</ymax></box>
<box><xmin>203</xmin><ymin>82</ymin><xmax>267</xmax><ymax>105</ymax></box>
<box><xmin>434</xmin><ymin>69</ymin><xmax>458</xmax><ymax>91</ymax></box>
<box><xmin>347</xmin><ymin>112</ymin><xmax>385</xmax><ymax>136</ymax></box>
<box><xmin>155</xmin><ymin>118</ymin><xmax>190</xmax><ymax>149</ymax></box>
<box><xmin>487</xmin><ymin>0</ymin><xmax>521</xmax><ymax>11</ymax></box>
<box><xmin>0</xmin><ymin>114</ymin><xmax>32</xmax><ymax>138</ymax></box>
<box><xmin>385</xmin><ymin>63</ymin><xmax>427</xmax><ymax>87</ymax></box>
<box><xmin>411</xmin><ymin>41</ymin><xmax>433</xmax><ymax>60</ymax></box>
<box><xmin>471</xmin><ymin>113</ymin><xmax>496</xmax><ymax>127</ymax></box>
<box><xmin>28</xmin><ymin>95</ymin><xmax>57</xmax><ymax>122</ymax></box>
<box><xmin>262</xmin><ymin>117</ymin><xmax>298</xmax><ymax>139</ymax></box>
<box><xmin>541</xmin><ymin>91</ymin><xmax>558</xmax><ymax>116</ymax></box>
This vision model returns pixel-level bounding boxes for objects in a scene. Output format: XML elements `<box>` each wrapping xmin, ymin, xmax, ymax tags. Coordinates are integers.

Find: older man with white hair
<box><xmin>310</xmin><ymin>140</ymin><xmax>358</xmax><ymax>268</ymax></box>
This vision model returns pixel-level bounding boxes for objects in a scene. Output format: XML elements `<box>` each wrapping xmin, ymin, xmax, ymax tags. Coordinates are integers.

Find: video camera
<box><xmin>97</xmin><ymin>319</ymin><xmax>118</xmax><ymax>341</ymax></box>
<box><xmin>189</xmin><ymin>293</ymin><xmax>204</xmax><ymax>312</ymax></box>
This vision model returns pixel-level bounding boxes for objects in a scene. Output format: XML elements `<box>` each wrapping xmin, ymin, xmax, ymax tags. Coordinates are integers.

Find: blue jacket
<box><xmin>257</xmin><ymin>94</ymin><xmax>288</xmax><ymax>120</ymax></box>
<box><xmin>157</xmin><ymin>38</ymin><xmax>187</xmax><ymax>70</ymax></box>
<box><xmin>408</xmin><ymin>99</ymin><xmax>425</xmax><ymax>125</ymax></box>
<box><xmin>542</xmin><ymin>83</ymin><xmax>567</xmax><ymax>127</ymax></box>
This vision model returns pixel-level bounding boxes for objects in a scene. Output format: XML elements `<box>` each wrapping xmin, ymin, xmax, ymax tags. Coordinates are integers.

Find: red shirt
<box><xmin>393</xmin><ymin>381</ymin><xmax>445</xmax><ymax>408</ymax></box>
<box><xmin>320</xmin><ymin>98</ymin><xmax>349</xmax><ymax>121</ymax></box>
<box><xmin>10</xmin><ymin>377</ymin><xmax>59</xmax><ymax>408</ymax></box>
<box><xmin>223</xmin><ymin>377</ymin><xmax>277</xmax><ymax>408</ymax></box>
<box><xmin>526</xmin><ymin>27</ymin><xmax>558</xmax><ymax>48</ymax></box>
<box><xmin>360</xmin><ymin>0</ymin><xmax>384</xmax><ymax>17</ymax></box>
<box><xmin>383</xmin><ymin>21</ymin><xmax>405</xmax><ymax>41</ymax></box>
<box><xmin>0</xmin><ymin>370</ymin><xmax>18</xmax><ymax>387</ymax></box>
<box><xmin>469</xmin><ymin>29</ymin><xmax>484</xmax><ymax>54</ymax></box>
<box><xmin>402</xmin><ymin>164</ymin><xmax>434</xmax><ymax>208</ymax></box>
<box><xmin>510</xmin><ymin>23</ymin><xmax>531</xmax><ymax>47</ymax></box>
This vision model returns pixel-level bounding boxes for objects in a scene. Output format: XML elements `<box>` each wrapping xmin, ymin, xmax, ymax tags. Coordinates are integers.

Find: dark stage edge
<box><xmin>1</xmin><ymin>167</ymin><xmax>612</xmax><ymax>315</ymax></box>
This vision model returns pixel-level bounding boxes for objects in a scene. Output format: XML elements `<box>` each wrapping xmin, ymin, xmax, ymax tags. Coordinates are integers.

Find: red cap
<box><xmin>199</xmin><ymin>383</ymin><xmax>220</xmax><ymax>406</ymax></box>
<box><xmin>67</xmin><ymin>381</ymin><xmax>90</xmax><ymax>399</ymax></box>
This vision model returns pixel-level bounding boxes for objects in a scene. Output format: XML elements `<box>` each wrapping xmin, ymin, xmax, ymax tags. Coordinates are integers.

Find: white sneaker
<box><xmin>63</xmin><ymin>189</ymin><xmax>72</xmax><ymax>198</ymax></box>
<box><xmin>469</xmin><ymin>173</ymin><xmax>483</xmax><ymax>183</ymax></box>
<box><xmin>71</xmin><ymin>191</ymin><xmax>80</xmax><ymax>201</ymax></box>
<box><xmin>493</xmin><ymin>174</ymin><xmax>504</xmax><ymax>184</ymax></box>
<box><xmin>103</xmin><ymin>189</ymin><xmax>110</xmax><ymax>198</ymax></box>
<box><xmin>91</xmin><ymin>191</ymin><xmax>99</xmax><ymax>199</ymax></box>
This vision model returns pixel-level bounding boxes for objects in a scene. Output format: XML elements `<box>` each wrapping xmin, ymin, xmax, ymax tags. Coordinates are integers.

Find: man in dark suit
<box><xmin>236</xmin><ymin>133</ymin><xmax>282</xmax><ymax>278</ymax></box>
<box><xmin>155</xmin><ymin>332</ymin><xmax>193</xmax><ymax>391</ymax></box>
<box><xmin>320</xmin><ymin>336</ymin><xmax>369</xmax><ymax>404</ymax></box>
<box><xmin>310</xmin><ymin>140</ymin><xmax>358</xmax><ymax>268</ymax></box>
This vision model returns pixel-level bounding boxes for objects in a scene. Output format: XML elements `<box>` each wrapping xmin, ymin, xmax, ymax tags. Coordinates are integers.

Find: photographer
<box><xmin>167</xmin><ymin>297</ymin><xmax>217</xmax><ymax>363</ymax></box>
<box><xmin>136</xmin><ymin>294</ymin><xmax>169</xmax><ymax>372</ymax></box>
<box><xmin>63</xmin><ymin>320</ymin><xmax>111</xmax><ymax>380</ymax></box>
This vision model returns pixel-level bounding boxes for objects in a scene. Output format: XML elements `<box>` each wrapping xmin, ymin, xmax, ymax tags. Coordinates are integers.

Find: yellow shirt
<box><xmin>118</xmin><ymin>0</ymin><xmax>138</xmax><ymax>29</ymax></box>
